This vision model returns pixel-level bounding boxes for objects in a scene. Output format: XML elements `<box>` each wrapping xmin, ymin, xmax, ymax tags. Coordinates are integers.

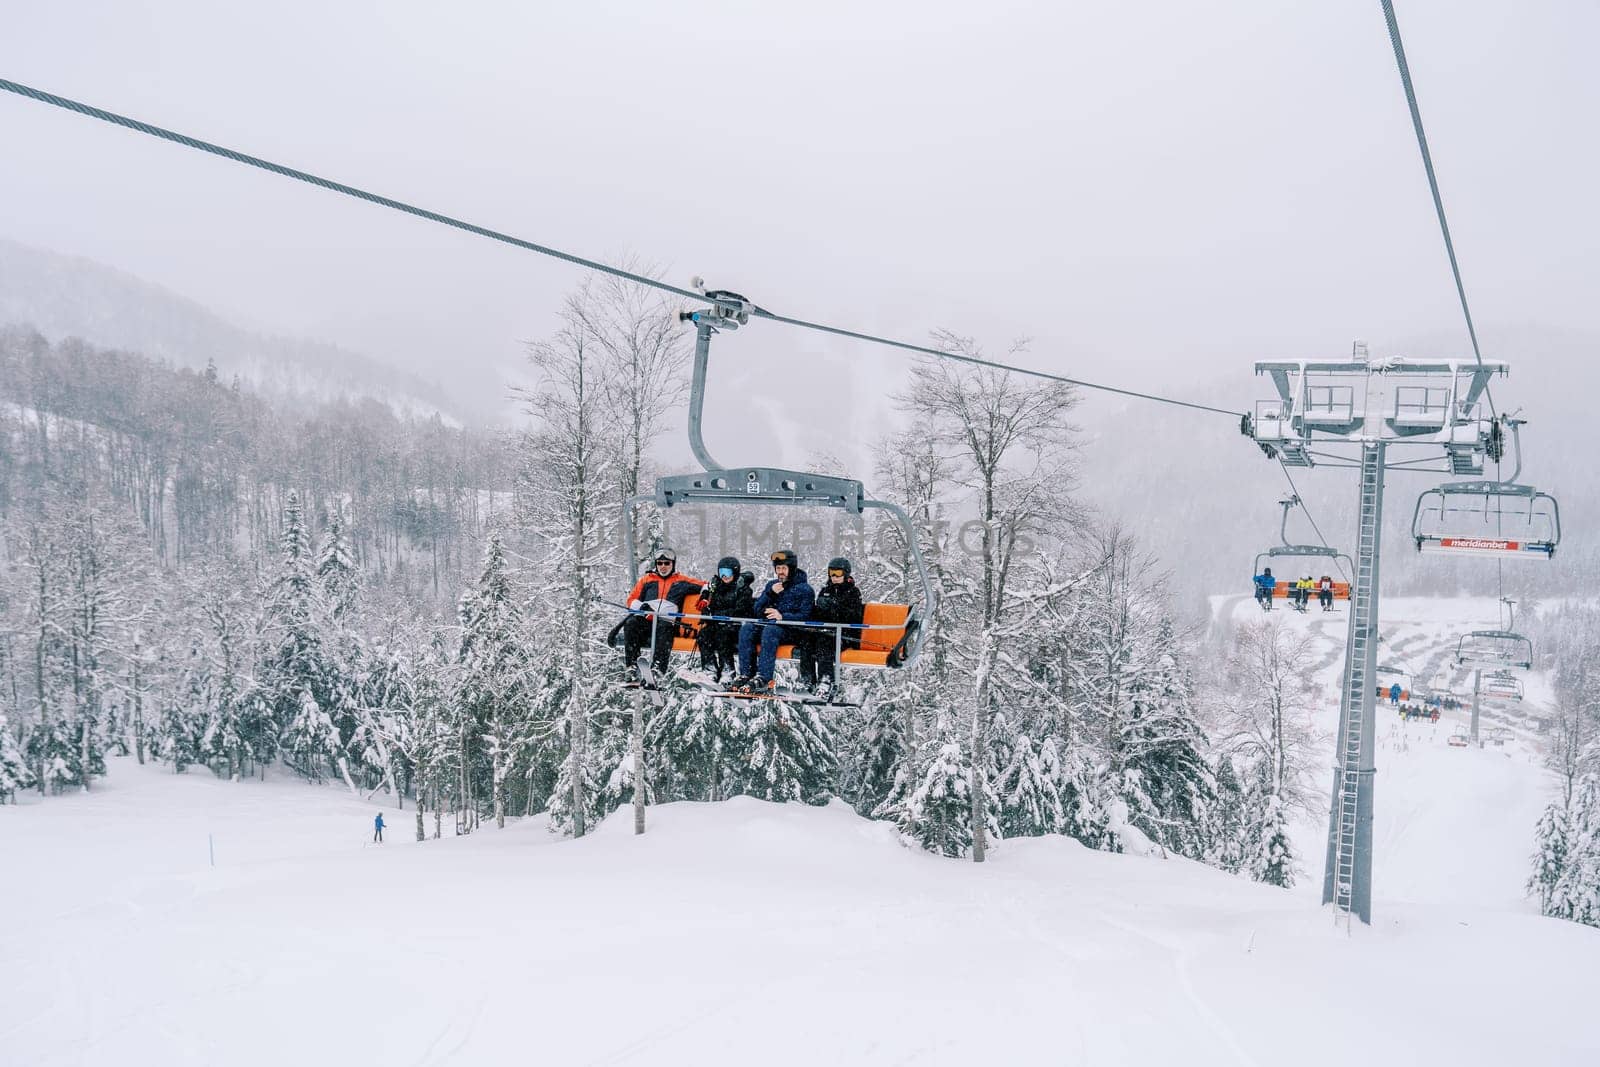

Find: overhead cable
<box><xmin>0</xmin><ymin>76</ymin><xmax>1243</xmax><ymax>421</ymax></box>
<box><xmin>1277</xmin><ymin>459</ymin><xmax>1352</xmax><ymax>581</ymax></box>
<box><xmin>1377</xmin><ymin>1</ymin><xmax>1498</xmax><ymax>416</ymax></box>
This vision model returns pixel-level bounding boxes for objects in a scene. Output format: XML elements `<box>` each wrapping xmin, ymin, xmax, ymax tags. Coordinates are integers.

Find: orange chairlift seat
<box><xmin>1268</xmin><ymin>579</ymin><xmax>1351</xmax><ymax>600</ymax></box>
<box><xmin>663</xmin><ymin>601</ymin><xmax>916</xmax><ymax>669</ymax></box>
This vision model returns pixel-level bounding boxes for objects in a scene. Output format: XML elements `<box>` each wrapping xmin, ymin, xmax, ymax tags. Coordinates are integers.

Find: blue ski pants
<box><xmin>737</xmin><ymin>621</ymin><xmax>800</xmax><ymax>680</ymax></box>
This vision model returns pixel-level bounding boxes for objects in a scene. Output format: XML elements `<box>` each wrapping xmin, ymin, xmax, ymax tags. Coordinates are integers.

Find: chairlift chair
<box><xmin>1412</xmin><ymin>482</ymin><xmax>1559</xmax><ymax>559</ymax></box>
<box><xmin>619</xmin><ymin>290</ymin><xmax>937</xmax><ymax>701</ymax></box>
<box><xmin>1482</xmin><ymin>672</ymin><xmax>1524</xmax><ymax>702</ymax></box>
<box><xmin>1412</xmin><ymin>419</ymin><xmax>1560</xmax><ymax>559</ymax></box>
<box><xmin>1252</xmin><ymin>496</ymin><xmax>1353</xmax><ymax>605</ymax></box>
<box><xmin>1455</xmin><ymin>630</ymin><xmax>1533</xmax><ymax>672</ymax></box>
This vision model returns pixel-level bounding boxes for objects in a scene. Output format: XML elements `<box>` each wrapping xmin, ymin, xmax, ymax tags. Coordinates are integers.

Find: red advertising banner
<box><xmin>1440</xmin><ymin>537</ymin><xmax>1520</xmax><ymax>552</ymax></box>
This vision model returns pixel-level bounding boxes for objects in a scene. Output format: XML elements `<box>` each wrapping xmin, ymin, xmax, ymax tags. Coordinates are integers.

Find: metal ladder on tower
<box><xmin>1332</xmin><ymin>443</ymin><xmax>1383</xmax><ymax>919</ymax></box>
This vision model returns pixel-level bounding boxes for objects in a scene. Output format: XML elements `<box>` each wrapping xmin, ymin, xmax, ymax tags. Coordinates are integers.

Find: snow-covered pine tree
<box><xmin>62</xmin><ymin>508</ymin><xmax>123</xmax><ymax>791</ymax></box>
<box><xmin>410</xmin><ymin>632</ymin><xmax>462</xmax><ymax>839</ymax></box>
<box><xmin>849</xmin><ymin>697</ymin><xmax>913</xmax><ymax>818</ymax></box>
<box><xmin>1551</xmin><ymin>773</ymin><xmax>1600</xmax><ymax>926</ymax></box>
<box><xmin>315</xmin><ymin>511</ymin><xmax>359</xmax><ymax>621</ymax></box>
<box><xmin>885</xmin><ymin>730</ymin><xmax>1001</xmax><ymax>858</ymax></box>
<box><xmin>260</xmin><ymin>492</ymin><xmax>350</xmax><ymax>786</ymax></box>
<box><xmin>1243</xmin><ymin>757</ymin><xmax>1295</xmax><ymax>888</ymax></box>
<box><xmin>1057</xmin><ymin>744</ymin><xmax>1121</xmax><ymax>853</ymax></box>
<box><xmin>151</xmin><ymin>648</ymin><xmax>203</xmax><ymax>774</ymax></box>
<box><xmin>456</xmin><ymin>534</ymin><xmax>535</xmax><ymax>829</ymax></box>
<box><xmin>1527</xmin><ymin>802</ymin><xmax>1570</xmax><ymax>917</ymax></box>
<box><xmin>196</xmin><ymin>601</ymin><xmax>251</xmax><ymax>780</ymax></box>
<box><xmin>1116</xmin><ymin>620</ymin><xmax>1214</xmax><ymax>859</ymax></box>
<box><xmin>995</xmin><ymin>726</ymin><xmax>1064</xmax><ymax>838</ymax></box>
<box><xmin>0</xmin><ymin>712</ymin><xmax>36</xmax><ymax>802</ymax></box>
<box><xmin>280</xmin><ymin>686</ymin><xmax>345</xmax><ymax>783</ymax></box>
<box><xmin>1207</xmin><ymin>754</ymin><xmax>1248</xmax><ymax>874</ymax></box>
<box><xmin>736</xmin><ymin>698</ymin><xmax>837</xmax><ymax>805</ymax></box>
<box><xmin>647</xmin><ymin>690</ymin><xmax>744</xmax><ymax>802</ymax></box>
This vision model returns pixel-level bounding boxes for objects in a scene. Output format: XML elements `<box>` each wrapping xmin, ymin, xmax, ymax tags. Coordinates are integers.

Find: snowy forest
<box><xmin>2</xmin><ymin>274</ymin><xmax>1597</xmax><ymax>923</ymax></box>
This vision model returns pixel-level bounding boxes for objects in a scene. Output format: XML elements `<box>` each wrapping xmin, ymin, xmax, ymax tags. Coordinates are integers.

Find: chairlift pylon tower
<box><xmin>1245</xmin><ymin>346</ymin><xmax>1506</xmax><ymax>926</ymax></box>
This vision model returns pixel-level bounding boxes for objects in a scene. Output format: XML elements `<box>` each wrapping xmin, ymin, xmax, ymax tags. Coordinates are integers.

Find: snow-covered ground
<box><xmin>3</xmin><ymin>597</ymin><xmax>1597</xmax><ymax>1065</ymax></box>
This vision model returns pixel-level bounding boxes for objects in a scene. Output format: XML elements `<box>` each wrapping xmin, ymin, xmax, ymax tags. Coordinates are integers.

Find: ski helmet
<box><xmin>653</xmin><ymin>546</ymin><xmax>678</xmax><ymax>567</ymax></box>
<box><xmin>717</xmin><ymin>555</ymin><xmax>741</xmax><ymax>579</ymax></box>
<box><xmin>770</xmin><ymin>548</ymin><xmax>798</xmax><ymax>571</ymax></box>
<box><xmin>825</xmin><ymin>556</ymin><xmax>852</xmax><ymax>577</ymax></box>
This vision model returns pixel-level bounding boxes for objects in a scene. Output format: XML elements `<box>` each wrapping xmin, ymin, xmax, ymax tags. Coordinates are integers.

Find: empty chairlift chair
<box><xmin>1455</xmin><ymin>631</ymin><xmax>1533</xmax><ymax>672</ymax></box>
<box><xmin>1412</xmin><ymin>418</ymin><xmax>1560</xmax><ymax>560</ymax></box>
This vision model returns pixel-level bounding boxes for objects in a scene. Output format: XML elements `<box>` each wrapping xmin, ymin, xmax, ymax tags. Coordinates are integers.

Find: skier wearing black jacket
<box><xmin>801</xmin><ymin>557</ymin><xmax>865</xmax><ymax>701</ymax></box>
<box><xmin>698</xmin><ymin>556</ymin><xmax>755</xmax><ymax>682</ymax></box>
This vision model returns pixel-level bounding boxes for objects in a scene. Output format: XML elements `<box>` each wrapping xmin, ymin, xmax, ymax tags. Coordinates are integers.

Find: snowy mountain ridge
<box><xmin>0</xmin><ymin>237</ymin><xmax>467</xmax><ymax>425</ymax></box>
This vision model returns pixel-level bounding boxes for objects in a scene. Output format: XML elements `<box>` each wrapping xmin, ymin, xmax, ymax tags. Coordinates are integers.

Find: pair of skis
<box><xmin>623</xmin><ymin>658</ymin><xmax>857</xmax><ymax>707</ymax></box>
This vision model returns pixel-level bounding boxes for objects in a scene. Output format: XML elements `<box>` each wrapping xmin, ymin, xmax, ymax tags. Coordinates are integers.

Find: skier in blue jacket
<box><xmin>373</xmin><ymin>812</ymin><xmax>385</xmax><ymax>843</ymax></box>
<box><xmin>1253</xmin><ymin>567</ymin><xmax>1276</xmax><ymax>611</ymax></box>
<box><xmin>731</xmin><ymin>549</ymin><xmax>815</xmax><ymax>694</ymax></box>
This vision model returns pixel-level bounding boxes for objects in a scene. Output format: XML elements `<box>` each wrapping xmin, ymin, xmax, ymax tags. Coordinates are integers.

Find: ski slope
<box><xmin>1214</xmin><ymin>595</ymin><xmax>1560</xmax><ymax>907</ymax></box>
<box><xmin>3</xmin><ymin>743</ymin><xmax>1597</xmax><ymax>1065</ymax></box>
<box><xmin>1</xmin><ymin>599</ymin><xmax>1594</xmax><ymax>1065</ymax></box>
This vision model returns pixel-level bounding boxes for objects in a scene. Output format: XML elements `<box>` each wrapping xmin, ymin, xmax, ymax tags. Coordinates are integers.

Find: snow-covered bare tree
<box><xmin>897</xmin><ymin>334</ymin><xmax>1079</xmax><ymax>861</ymax></box>
<box><xmin>1215</xmin><ymin>617</ymin><xmax>1322</xmax><ymax>817</ymax></box>
<box><xmin>520</xmin><ymin>301</ymin><xmax>617</xmax><ymax>837</ymax></box>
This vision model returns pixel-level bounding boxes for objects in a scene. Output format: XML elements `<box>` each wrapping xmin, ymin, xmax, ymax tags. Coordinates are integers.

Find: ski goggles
<box><xmin>718</xmin><ymin>567</ymin><xmax>735</xmax><ymax>579</ymax></box>
<box><xmin>654</xmin><ymin>556</ymin><xmax>675</xmax><ymax>567</ymax></box>
<box><xmin>827</xmin><ymin>568</ymin><xmax>846</xmax><ymax>578</ymax></box>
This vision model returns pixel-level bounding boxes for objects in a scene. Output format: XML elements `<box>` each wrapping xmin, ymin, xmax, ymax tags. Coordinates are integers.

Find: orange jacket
<box><xmin>626</xmin><ymin>570</ymin><xmax>705</xmax><ymax>617</ymax></box>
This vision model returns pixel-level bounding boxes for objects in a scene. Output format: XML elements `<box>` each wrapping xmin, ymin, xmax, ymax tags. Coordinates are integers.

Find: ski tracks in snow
<box><xmin>998</xmin><ymin>872</ymin><xmax>1260</xmax><ymax>1067</ymax></box>
<box><xmin>411</xmin><ymin>999</ymin><xmax>488</xmax><ymax>1067</ymax></box>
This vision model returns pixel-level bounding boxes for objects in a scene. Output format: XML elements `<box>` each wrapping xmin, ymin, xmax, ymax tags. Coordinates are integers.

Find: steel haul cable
<box><xmin>0</xmin><ymin>76</ymin><xmax>1243</xmax><ymax>420</ymax></box>
<box><xmin>1377</xmin><ymin>0</ymin><xmax>1497</xmax><ymax>418</ymax></box>
<box><xmin>1276</xmin><ymin>458</ymin><xmax>1352</xmax><ymax>582</ymax></box>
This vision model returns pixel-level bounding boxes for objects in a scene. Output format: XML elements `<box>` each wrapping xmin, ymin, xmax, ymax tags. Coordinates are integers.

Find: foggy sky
<box><xmin>3</xmin><ymin>0</ymin><xmax>1598</xmax><ymax>473</ymax></box>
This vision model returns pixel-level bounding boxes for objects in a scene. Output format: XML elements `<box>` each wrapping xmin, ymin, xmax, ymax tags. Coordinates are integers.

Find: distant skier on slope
<box><xmin>374</xmin><ymin>812</ymin><xmax>385</xmax><ymax>843</ymax></box>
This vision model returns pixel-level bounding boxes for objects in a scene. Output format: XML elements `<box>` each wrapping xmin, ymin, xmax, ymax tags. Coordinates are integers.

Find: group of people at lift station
<box><xmin>620</xmin><ymin>547</ymin><xmax>864</xmax><ymax>701</ymax></box>
<box><xmin>1251</xmin><ymin>567</ymin><xmax>1338</xmax><ymax>613</ymax></box>
<box><xmin>1382</xmin><ymin>681</ymin><xmax>1447</xmax><ymax>723</ymax></box>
